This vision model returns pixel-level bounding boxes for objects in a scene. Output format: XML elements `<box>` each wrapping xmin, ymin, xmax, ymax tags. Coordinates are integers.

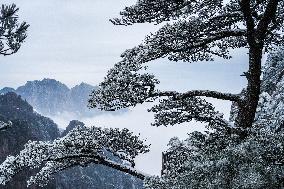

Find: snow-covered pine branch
<box><xmin>0</xmin><ymin>121</ymin><xmax>12</xmax><ymax>131</ymax></box>
<box><xmin>0</xmin><ymin>125</ymin><xmax>149</xmax><ymax>187</ymax></box>
<box><xmin>89</xmin><ymin>0</ymin><xmax>284</xmax><ymax>129</ymax></box>
<box><xmin>0</xmin><ymin>4</ymin><xmax>29</xmax><ymax>56</ymax></box>
<box><xmin>148</xmin><ymin>96</ymin><xmax>230</xmax><ymax>128</ymax></box>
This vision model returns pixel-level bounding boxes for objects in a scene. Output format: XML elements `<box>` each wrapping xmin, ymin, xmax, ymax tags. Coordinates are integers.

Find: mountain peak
<box><xmin>0</xmin><ymin>87</ymin><xmax>15</xmax><ymax>95</ymax></box>
<box><xmin>71</xmin><ymin>82</ymin><xmax>96</xmax><ymax>90</ymax></box>
<box><xmin>1</xmin><ymin>79</ymin><xmax>99</xmax><ymax>117</ymax></box>
<box><xmin>21</xmin><ymin>78</ymin><xmax>69</xmax><ymax>91</ymax></box>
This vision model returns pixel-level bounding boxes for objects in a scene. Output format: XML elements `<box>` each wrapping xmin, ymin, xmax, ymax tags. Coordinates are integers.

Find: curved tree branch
<box><xmin>151</xmin><ymin>90</ymin><xmax>242</xmax><ymax>102</ymax></box>
<box><xmin>0</xmin><ymin>126</ymin><xmax>149</xmax><ymax>187</ymax></box>
<box><xmin>47</xmin><ymin>154</ymin><xmax>146</xmax><ymax>180</ymax></box>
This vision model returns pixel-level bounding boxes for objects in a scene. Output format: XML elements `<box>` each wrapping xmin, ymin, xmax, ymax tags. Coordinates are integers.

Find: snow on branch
<box><xmin>0</xmin><ymin>4</ymin><xmax>29</xmax><ymax>56</ymax></box>
<box><xmin>132</xmin><ymin>20</ymin><xmax>246</xmax><ymax>63</ymax></box>
<box><xmin>89</xmin><ymin>6</ymin><xmax>247</xmax><ymax>112</ymax></box>
<box><xmin>110</xmin><ymin>0</ymin><xmax>192</xmax><ymax>25</ymax></box>
<box><xmin>0</xmin><ymin>121</ymin><xmax>12</xmax><ymax>131</ymax></box>
<box><xmin>88</xmin><ymin>40</ymin><xmax>242</xmax><ymax>112</ymax></box>
<box><xmin>149</xmin><ymin>96</ymin><xmax>230</xmax><ymax>128</ymax></box>
<box><xmin>0</xmin><ymin>126</ymin><xmax>149</xmax><ymax>187</ymax></box>
<box><xmin>111</xmin><ymin>0</ymin><xmax>232</xmax><ymax>25</ymax></box>
<box><xmin>88</xmin><ymin>65</ymin><xmax>159</xmax><ymax>111</ymax></box>
<box><xmin>88</xmin><ymin>0</ymin><xmax>250</xmax><ymax>113</ymax></box>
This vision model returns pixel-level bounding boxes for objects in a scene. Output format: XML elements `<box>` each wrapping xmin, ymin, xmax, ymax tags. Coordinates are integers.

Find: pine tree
<box><xmin>144</xmin><ymin>48</ymin><xmax>284</xmax><ymax>189</ymax></box>
<box><xmin>0</xmin><ymin>4</ymin><xmax>29</xmax><ymax>131</ymax></box>
<box><xmin>89</xmin><ymin>0</ymin><xmax>283</xmax><ymax>134</ymax></box>
<box><xmin>86</xmin><ymin>0</ymin><xmax>284</xmax><ymax>187</ymax></box>
<box><xmin>0</xmin><ymin>4</ymin><xmax>28</xmax><ymax>56</ymax></box>
<box><xmin>1</xmin><ymin>1</ymin><xmax>284</xmax><ymax>187</ymax></box>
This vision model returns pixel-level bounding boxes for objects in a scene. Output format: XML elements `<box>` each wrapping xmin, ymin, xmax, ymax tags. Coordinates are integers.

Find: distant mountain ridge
<box><xmin>0</xmin><ymin>79</ymin><xmax>101</xmax><ymax>117</ymax></box>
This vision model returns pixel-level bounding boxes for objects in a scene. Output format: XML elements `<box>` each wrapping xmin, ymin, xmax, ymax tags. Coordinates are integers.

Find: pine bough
<box><xmin>0</xmin><ymin>126</ymin><xmax>149</xmax><ymax>187</ymax></box>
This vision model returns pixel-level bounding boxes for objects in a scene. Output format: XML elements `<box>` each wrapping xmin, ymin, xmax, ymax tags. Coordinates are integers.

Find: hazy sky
<box><xmin>0</xmin><ymin>0</ymin><xmax>252</xmax><ymax>175</ymax></box>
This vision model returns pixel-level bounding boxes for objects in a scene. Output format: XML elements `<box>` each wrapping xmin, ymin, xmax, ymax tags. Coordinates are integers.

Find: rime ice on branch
<box><xmin>144</xmin><ymin>49</ymin><xmax>284</xmax><ymax>188</ymax></box>
<box><xmin>89</xmin><ymin>0</ymin><xmax>284</xmax><ymax>131</ymax></box>
<box><xmin>0</xmin><ymin>126</ymin><xmax>149</xmax><ymax>187</ymax></box>
<box><xmin>0</xmin><ymin>4</ymin><xmax>29</xmax><ymax>56</ymax></box>
<box><xmin>1</xmin><ymin>0</ymin><xmax>284</xmax><ymax>187</ymax></box>
<box><xmin>88</xmin><ymin>0</ymin><xmax>284</xmax><ymax>187</ymax></box>
<box><xmin>0</xmin><ymin>121</ymin><xmax>12</xmax><ymax>131</ymax></box>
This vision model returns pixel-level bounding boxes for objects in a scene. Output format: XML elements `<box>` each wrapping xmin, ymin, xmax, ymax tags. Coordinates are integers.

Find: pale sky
<box><xmin>0</xmin><ymin>0</ymin><xmax>251</xmax><ymax>176</ymax></box>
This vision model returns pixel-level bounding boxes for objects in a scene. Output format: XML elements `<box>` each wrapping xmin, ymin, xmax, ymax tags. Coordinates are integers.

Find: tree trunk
<box><xmin>235</xmin><ymin>44</ymin><xmax>263</xmax><ymax>130</ymax></box>
<box><xmin>235</xmin><ymin>0</ymin><xmax>279</xmax><ymax>134</ymax></box>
